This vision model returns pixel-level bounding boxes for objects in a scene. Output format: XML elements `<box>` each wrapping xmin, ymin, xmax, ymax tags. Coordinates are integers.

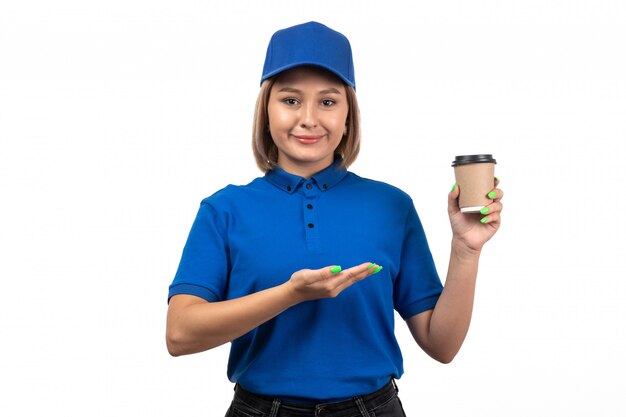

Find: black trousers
<box><xmin>225</xmin><ymin>379</ymin><xmax>407</xmax><ymax>417</ymax></box>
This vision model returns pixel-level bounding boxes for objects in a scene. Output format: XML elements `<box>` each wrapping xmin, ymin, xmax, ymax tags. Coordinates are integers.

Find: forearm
<box><xmin>167</xmin><ymin>282</ymin><xmax>300</xmax><ymax>356</ymax></box>
<box><xmin>426</xmin><ymin>240</ymin><xmax>480</xmax><ymax>362</ymax></box>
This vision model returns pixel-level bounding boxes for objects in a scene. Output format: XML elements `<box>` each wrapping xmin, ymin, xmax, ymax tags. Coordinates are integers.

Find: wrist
<box><xmin>451</xmin><ymin>237</ymin><xmax>482</xmax><ymax>261</ymax></box>
<box><xmin>279</xmin><ymin>281</ymin><xmax>304</xmax><ymax>307</ymax></box>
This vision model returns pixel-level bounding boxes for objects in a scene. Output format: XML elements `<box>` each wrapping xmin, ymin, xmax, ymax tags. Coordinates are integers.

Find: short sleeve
<box><xmin>393</xmin><ymin>202</ymin><xmax>444</xmax><ymax>319</ymax></box>
<box><xmin>167</xmin><ymin>202</ymin><xmax>229</xmax><ymax>303</ymax></box>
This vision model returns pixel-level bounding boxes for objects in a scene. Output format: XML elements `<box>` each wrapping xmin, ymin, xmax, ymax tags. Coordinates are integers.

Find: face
<box><xmin>267</xmin><ymin>66</ymin><xmax>349</xmax><ymax>178</ymax></box>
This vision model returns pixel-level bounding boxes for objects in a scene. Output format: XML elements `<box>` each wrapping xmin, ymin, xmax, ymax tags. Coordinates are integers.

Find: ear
<box><xmin>343</xmin><ymin>125</ymin><xmax>348</xmax><ymax>136</ymax></box>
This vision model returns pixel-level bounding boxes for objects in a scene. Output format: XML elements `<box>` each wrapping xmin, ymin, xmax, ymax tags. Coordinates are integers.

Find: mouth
<box><xmin>292</xmin><ymin>134</ymin><xmax>324</xmax><ymax>144</ymax></box>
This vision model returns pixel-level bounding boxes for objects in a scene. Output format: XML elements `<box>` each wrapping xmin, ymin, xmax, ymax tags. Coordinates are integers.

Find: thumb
<box><xmin>448</xmin><ymin>182</ymin><xmax>460</xmax><ymax>214</ymax></box>
<box><xmin>313</xmin><ymin>265</ymin><xmax>343</xmax><ymax>281</ymax></box>
<box><xmin>325</xmin><ymin>265</ymin><xmax>342</xmax><ymax>276</ymax></box>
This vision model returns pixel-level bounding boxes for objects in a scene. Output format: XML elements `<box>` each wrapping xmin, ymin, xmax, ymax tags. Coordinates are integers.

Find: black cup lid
<box><xmin>452</xmin><ymin>154</ymin><xmax>497</xmax><ymax>167</ymax></box>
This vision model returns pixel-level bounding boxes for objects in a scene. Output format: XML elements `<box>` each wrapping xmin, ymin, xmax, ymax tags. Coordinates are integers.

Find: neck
<box><xmin>277</xmin><ymin>156</ymin><xmax>335</xmax><ymax>178</ymax></box>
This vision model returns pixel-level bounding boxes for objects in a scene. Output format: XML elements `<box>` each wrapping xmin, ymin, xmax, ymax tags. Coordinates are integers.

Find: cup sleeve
<box><xmin>168</xmin><ymin>202</ymin><xmax>229</xmax><ymax>304</ymax></box>
<box><xmin>393</xmin><ymin>202</ymin><xmax>444</xmax><ymax>320</ymax></box>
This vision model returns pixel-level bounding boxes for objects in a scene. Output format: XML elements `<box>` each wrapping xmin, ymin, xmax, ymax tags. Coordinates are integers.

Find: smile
<box><xmin>292</xmin><ymin>135</ymin><xmax>324</xmax><ymax>144</ymax></box>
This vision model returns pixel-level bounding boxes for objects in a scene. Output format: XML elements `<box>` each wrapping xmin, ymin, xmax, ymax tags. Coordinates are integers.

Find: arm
<box><xmin>167</xmin><ymin>283</ymin><xmax>297</xmax><ymax>357</ymax></box>
<box><xmin>407</xmin><ymin>179</ymin><xmax>503</xmax><ymax>363</ymax></box>
<box><xmin>166</xmin><ymin>262</ymin><xmax>378</xmax><ymax>356</ymax></box>
<box><xmin>406</xmin><ymin>242</ymin><xmax>479</xmax><ymax>363</ymax></box>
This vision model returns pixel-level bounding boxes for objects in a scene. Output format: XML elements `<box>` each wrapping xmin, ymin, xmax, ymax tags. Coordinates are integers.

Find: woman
<box><xmin>166</xmin><ymin>21</ymin><xmax>503</xmax><ymax>417</ymax></box>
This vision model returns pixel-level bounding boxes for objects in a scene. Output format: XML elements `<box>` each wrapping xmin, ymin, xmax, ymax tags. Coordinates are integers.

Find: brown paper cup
<box><xmin>452</xmin><ymin>155</ymin><xmax>497</xmax><ymax>213</ymax></box>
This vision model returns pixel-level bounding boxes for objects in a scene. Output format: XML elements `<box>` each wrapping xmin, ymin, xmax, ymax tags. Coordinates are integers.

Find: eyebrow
<box><xmin>277</xmin><ymin>87</ymin><xmax>342</xmax><ymax>95</ymax></box>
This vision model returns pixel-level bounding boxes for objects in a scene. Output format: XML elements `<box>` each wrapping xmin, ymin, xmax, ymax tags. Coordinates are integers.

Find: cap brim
<box><xmin>260</xmin><ymin>62</ymin><xmax>355</xmax><ymax>88</ymax></box>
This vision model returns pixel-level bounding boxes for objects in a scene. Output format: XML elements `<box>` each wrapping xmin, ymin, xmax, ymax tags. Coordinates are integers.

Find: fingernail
<box><xmin>367</xmin><ymin>263</ymin><xmax>377</xmax><ymax>269</ymax></box>
<box><xmin>373</xmin><ymin>266</ymin><xmax>383</xmax><ymax>274</ymax></box>
<box><xmin>480</xmin><ymin>207</ymin><xmax>489</xmax><ymax>215</ymax></box>
<box><xmin>331</xmin><ymin>266</ymin><xmax>342</xmax><ymax>274</ymax></box>
<box><xmin>480</xmin><ymin>217</ymin><xmax>488</xmax><ymax>224</ymax></box>
<box><xmin>488</xmin><ymin>191</ymin><xmax>497</xmax><ymax>199</ymax></box>
<box><xmin>451</xmin><ymin>183</ymin><xmax>457</xmax><ymax>192</ymax></box>
<box><xmin>495</xmin><ymin>176</ymin><xmax>500</xmax><ymax>182</ymax></box>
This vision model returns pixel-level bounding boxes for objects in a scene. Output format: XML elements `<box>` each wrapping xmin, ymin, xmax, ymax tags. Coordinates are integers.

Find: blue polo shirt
<box><xmin>168</xmin><ymin>157</ymin><xmax>443</xmax><ymax>402</ymax></box>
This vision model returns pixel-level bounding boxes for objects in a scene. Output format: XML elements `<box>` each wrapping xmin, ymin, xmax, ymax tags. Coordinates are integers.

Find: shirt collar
<box><xmin>264</xmin><ymin>155</ymin><xmax>348</xmax><ymax>194</ymax></box>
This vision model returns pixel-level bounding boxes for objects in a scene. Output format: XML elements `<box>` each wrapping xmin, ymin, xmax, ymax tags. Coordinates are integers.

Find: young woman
<box><xmin>166</xmin><ymin>21</ymin><xmax>503</xmax><ymax>417</ymax></box>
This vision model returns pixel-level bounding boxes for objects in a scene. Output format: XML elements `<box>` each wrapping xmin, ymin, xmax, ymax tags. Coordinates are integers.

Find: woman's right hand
<box><xmin>167</xmin><ymin>262</ymin><xmax>382</xmax><ymax>355</ymax></box>
<box><xmin>287</xmin><ymin>262</ymin><xmax>381</xmax><ymax>303</ymax></box>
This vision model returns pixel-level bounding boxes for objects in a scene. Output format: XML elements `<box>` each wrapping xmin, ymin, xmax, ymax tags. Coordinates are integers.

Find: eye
<box><xmin>321</xmin><ymin>99</ymin><xmax>335</xmax><ymax>107</ymax></box>
<box><xmin>282</xmin><ymin>98</ymin><xmax>299</xmax><ymax>105</ymax></box>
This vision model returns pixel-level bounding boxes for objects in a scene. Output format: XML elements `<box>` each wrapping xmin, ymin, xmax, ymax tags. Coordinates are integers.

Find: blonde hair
<box><xmin>252</xmin><ymin>74</ymin><xmax>361</xmax><ymax>173</ymax></box>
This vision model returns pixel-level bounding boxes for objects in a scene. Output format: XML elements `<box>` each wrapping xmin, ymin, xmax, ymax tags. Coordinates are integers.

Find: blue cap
<box><xmin>261</xmin><ymin>21</ymin><xmax>355</xmax><ymax>88</ymax></box>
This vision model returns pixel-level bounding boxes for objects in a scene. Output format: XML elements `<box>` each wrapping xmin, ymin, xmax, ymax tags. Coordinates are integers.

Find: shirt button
<box><xmin>306</xmin><ymin>183</ymin><xmax>312</xmax><ymax>190</ymax></box>
<box><xmin>307</xmin><ymin>204</ymin><xmax>313</xmax><ymax>209</ymax></box>
<box><xmin>308</xmin><ymin>223</ymin><xmax>315</xmax><ymax>228</ymax></box>
<box><xmin>287</xmin><ymin>186</ymin><xmax>292</xmax><ymax>191</ymax></box>
<box><xmin>323</xmin><ymin>184</ymin><xmax>329</xmax><ymax>190</ymax></box>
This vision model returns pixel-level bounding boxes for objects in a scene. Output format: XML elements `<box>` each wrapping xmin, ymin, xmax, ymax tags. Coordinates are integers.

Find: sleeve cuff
<box><xmin>167</xmin><ymin>283</ymin><xmax>220</xmax><ymax>304</ymax></box>
<box><xmin>397</xmin><ymin>293</ymin><xmax>441</xmax><ymax>320</ymax></box>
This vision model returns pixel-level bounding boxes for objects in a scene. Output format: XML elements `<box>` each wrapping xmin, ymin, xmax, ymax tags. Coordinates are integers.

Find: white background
<box><xmin>1</xmin><ymin>0</ymin><xmax>625</xmax><ymax>415</ymax></box>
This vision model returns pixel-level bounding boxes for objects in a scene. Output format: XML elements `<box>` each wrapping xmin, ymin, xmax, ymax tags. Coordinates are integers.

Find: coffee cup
<box><xmin>452</xmin><ymin>154</ymin><xmax>497</xmax><ymax>213</ymax></box>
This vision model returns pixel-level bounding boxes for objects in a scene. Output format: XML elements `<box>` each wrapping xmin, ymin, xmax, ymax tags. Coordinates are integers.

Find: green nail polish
<box><xmin>451</xmin><ymin>183</ymin><xmax>457</xmax><ymax>192</ymax></box>
<box><xmin>480</xmin><ymin>217</ymin><xmax>488</xmax><ymax>224</ymax></box>
<box><xmin>367</xmin><ymin>263</ymin><xmax>376</xmax><ymax>269</ymax></box>
<box><xmin>373</xmin><ymin>266</ymin><xmax>383</xmax><ymax>274</ymax></box>
<box><xmin>480</xmin><ymin>207</ymin><xmax>489</xmax><ymax>215</ymax></box>
<box><xmin>488</xmin><ymin>191</ymin><xmax>497</xmax><ymax>199</ymax></box>
<box><xmin>495</xmin><ymin>176</ymin><xmax>500</xmax><ymax>182</ymax></box>
<box><xmin>331</xmin><ymin>266</ymin><xmax>342</xmax><ymax>274</ymax></box>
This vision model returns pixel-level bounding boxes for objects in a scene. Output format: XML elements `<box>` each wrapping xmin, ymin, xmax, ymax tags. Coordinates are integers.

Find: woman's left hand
<box><xmin>448</xmin><ymin>178</ymin><xmax>503</xmax><ymax>253</ymax></box>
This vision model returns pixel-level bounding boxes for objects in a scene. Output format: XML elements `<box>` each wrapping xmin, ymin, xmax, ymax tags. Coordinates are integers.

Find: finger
<box><xmin>479</xmin><ymin>201</ymin><xmax>503</xmax><ymax>216</ymax></box>
<box><xmin>448</xmin><ymin>183</ymin><xmax>460</xmax><ymax>214</ymax></box>
<box><xmin>317</xmin><ymin>262</ymin><xmax>368</xmax><ymax>285</ymax></box>
<box><xmin>479</xmin><ymin>212</ymin><xmax>501</xmax><ymax>225</ymax></box>
<box><xmin>494</xmin><ymin>176</ymin><xmax>500</xmax><ymax>186</ymax></box>
<box><xmin>449</xmin><ymin>182</ymin><xmax>460</xmax><ymax>200</ymax></box>
<box><xmin>486</xmin><ymin>188</ymin><xmax>504</xmax><ymax>202</ymax></box>
<box><xmin>332</xmin><ymin>262</ymin><xmax>379</xmax><ymax>293</ymax></box>
<box><xmin>336</xmin><ymin>262</ymin><xmax>377</xmax><ymax>283</ymax></box>
<box><xmin>309</xmin><ymin>265</ymin><xmax>344</xmax><ymax>284</ymax></box>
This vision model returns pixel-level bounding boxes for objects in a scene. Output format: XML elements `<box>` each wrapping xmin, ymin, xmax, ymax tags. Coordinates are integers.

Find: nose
<box><xmin>299</xmin><ymin>102</ymin><xmax>318</xmax><ymax>129</ymax></box>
